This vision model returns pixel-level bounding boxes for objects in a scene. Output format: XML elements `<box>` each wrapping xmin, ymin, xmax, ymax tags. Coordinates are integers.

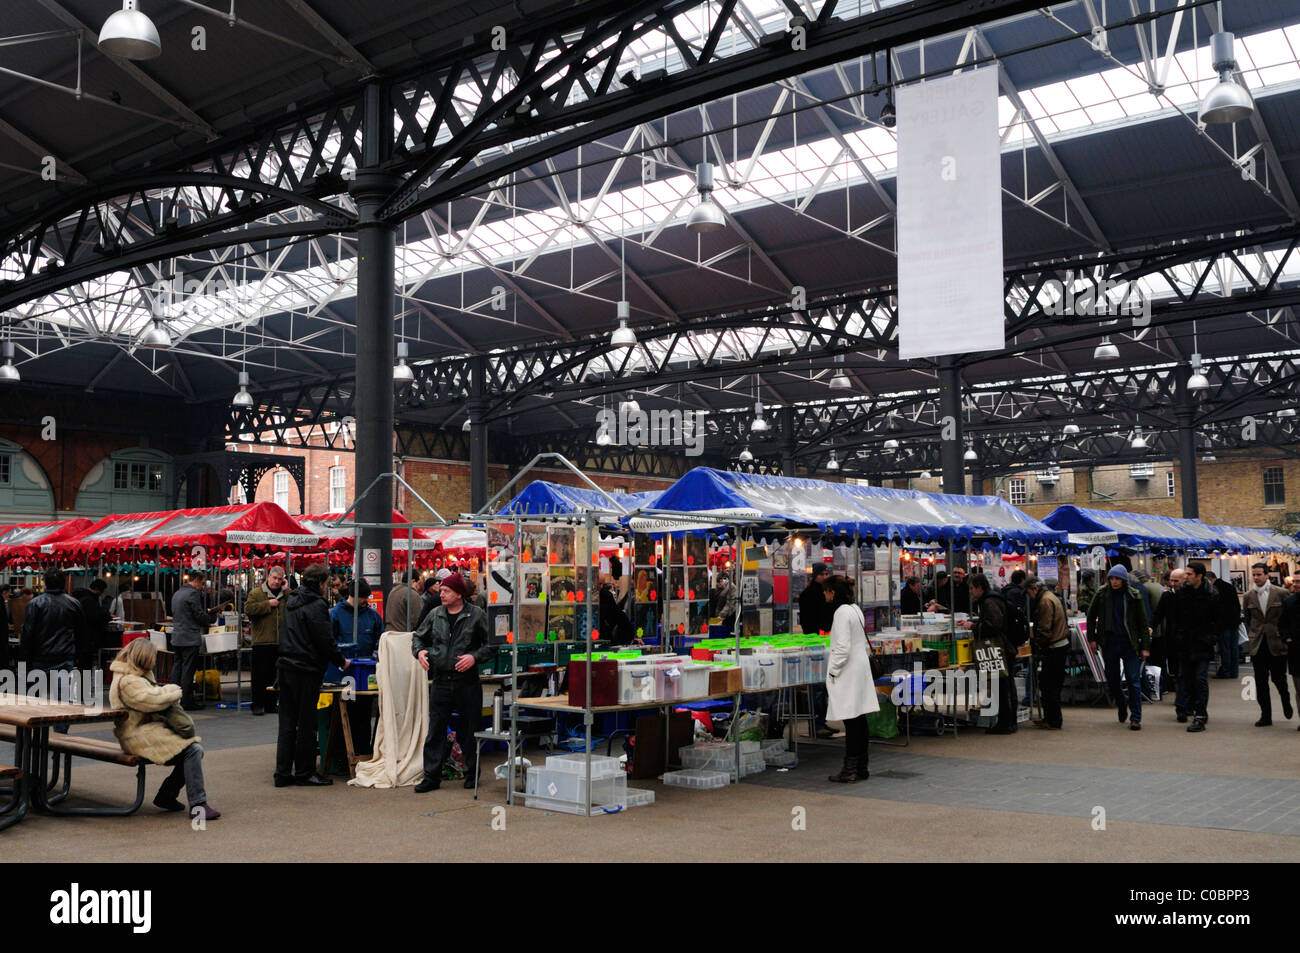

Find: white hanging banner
<box><xmin>897</xmin><ymin>67</ymin><xmax>1004</xmax><ymax>360</ymax></box>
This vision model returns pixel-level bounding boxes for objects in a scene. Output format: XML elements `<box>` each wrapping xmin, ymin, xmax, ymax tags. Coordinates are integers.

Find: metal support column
<box><xmin>351</xmin><ymin>82</ymin><xmax>397</xmax><ymax>589</ymax></box>
<box><xmin>938</xmin><ymin>356</ymin><xmax>964</xmax><ymax>495</ymax></box>
<box><xmin>1175</xmin><ymin>367</ymin><xmax>1200</xmax><ymax>519</ymax></box>
<box><xmin>780</xmin><ymin>406</ymin><xmax>797</xmax><ymax>477</ymax></box>
<box><xmin>468</xmin><ymin>356</ymin><xmax>489</xmax><ymax>512</ymax></box>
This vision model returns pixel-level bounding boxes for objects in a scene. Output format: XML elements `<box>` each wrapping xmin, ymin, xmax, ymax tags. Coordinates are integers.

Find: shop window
<box><xmin>0</xmin><ymin>453</ymin><xmax>10</xmax><ymax>486</ymax></box>
<box><xmin>1264</xmin><ymin>466</ymin><xmax>1285</xmax><ymax>505</ymax></box>
<box><xmin>114</xmin><ymin>462</ymin><xmax>129</xmax><ymax>489</ymax></box>
<box><xmin>274</xmin><ymin>470</ymin><xmax>289</xmax><ymax>509</ymax></box>
<box><xmin>329</xmin><ymin>466</ymin><xmax>347</xmax><ymax>512</ymax></box>
<box><xmin>1008</xmin><ymin>477</ymin><xmax>1027</xmax><ymax>506</ymax></box>
<box><xmin>1166</xmin><ymin>471</ymin><xmax>1175</xmax><ymax>498</ymax></box>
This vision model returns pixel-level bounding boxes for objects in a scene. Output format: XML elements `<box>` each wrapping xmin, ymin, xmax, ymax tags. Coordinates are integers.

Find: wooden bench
<box><xmin>0</xmin><ymin>723</ymin><xmax>146</xmax><ymax>816</ymax></box>
<box><xmin>0</xmin><ymin>762</ymin><xmax>24</xmax><ymax>832</ymax></box>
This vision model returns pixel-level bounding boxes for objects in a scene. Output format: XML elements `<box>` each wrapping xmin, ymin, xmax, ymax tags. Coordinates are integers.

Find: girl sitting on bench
<box><xmin>109</xmin><ymin>638</ymin><xmax>221</xmax><ymax>821</ymax></box>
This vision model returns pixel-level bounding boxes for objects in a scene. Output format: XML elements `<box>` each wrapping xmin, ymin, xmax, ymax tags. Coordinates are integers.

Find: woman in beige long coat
<box><xmin>109</xmin><ymin>638</ymin><xmax>220</xmax><ymax>820</ymax></box>
<box><xmin>824</xmin><ymin>574</ymin><xmax>879</xmax><ymax>783</ymax></box>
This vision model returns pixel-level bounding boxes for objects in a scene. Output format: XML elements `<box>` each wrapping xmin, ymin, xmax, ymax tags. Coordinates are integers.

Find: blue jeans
<box><xmin>160</xmin><ymin>743</ymin><xmax>207</xmax><ymax>808</ymax></box>
<box><xmin>1216</xmin><ymin>627</ymin><xmax>1239</xmax><ymax>677</ymax></box>
<box><xmin>1103</xmin><ymin>639</ymin><xmax>1143</xmax><ymax>723</ymax></box>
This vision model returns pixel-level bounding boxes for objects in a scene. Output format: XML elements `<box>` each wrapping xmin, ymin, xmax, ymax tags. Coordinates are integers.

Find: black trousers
<box><xmin>1252</xmin><ymin>642</ymin><xmax>1292</xmax><ymax>720</ymax></box>
<box><xmin>1182</xmin><ymin>655</ymin><xmax>1210</xmax><ymax>721</ymax></box>
<box><xmin>422</xmin><ymin>675</ymin><xmax>482</xmax><ymax>780</ymax></box>
<box><xmin>1039</xmin><ymin>646</ymin><xmax>1068</xmax><ymax>728</ymax></box>
<box><xmin>841</xmin><ymin>713</ymin><xmax>869</xmax><ymax>762</ymax></box>
<box><xmin>994</xmin><ymin>664</ymin><xmax>1018</xmax><ymax>730</ymax></box>
<box><xmin>173</xmin><ymin>644</ymin><xmax>200</xmax><ymax>706</ymax></box>
<box><xmin>251</xmin><ymin>644</ymin><xmax>279</xmax><ymax>712</ymax></box>
<box><xmin>275</xmin><ymin>666</ymin><xmax>323</xmax><ymax>781</ymax></box>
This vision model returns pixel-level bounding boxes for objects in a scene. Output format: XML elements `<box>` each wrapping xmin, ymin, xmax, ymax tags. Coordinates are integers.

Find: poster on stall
<box><xmin>1038</xmin><ymin>562</ymin><xmax>1059</xmax><ymax>584</ymax></box>
<box><xmin>741</xmin><ymin>575</ymin><xmax>759</xmax><ymax>606</ymax></box>
<box><xmin>486</xmin><ymin>523</ymin><xmax>516</xmax><ymax>606</ymax></box>
<box><xmin>518</xmin><ymin>605</ymin><xmax>545</xmax><ymax>643</ymax></box>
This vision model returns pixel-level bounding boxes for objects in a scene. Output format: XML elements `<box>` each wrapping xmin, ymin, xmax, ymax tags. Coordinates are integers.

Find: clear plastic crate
<box><xmin>625</xmin><ymin>788</ymin><xmax>655</xmax><ymax>808</ymax></box>
<box><xmin>678</xmin><ymin>743</ymin><xmax>764</xmax><ymax>778</ymax></box>
<box><xmin>765</xmin><ymin>750</ymin><xmax>798</xmax><ymax>768</ymax></box>
<box><xmin>619</xmin><ymin>667</ymin><xmax>656</xmax><ymax>705</ymax></box>
<box><xmin>760</xmin><ymin>737</ymin><xmax>788</xmax><ymax>756</ymax></box>
<box><xmin>525</xmin><ymin>767</ymin><xmax>627</xmax><ymax>807</ymax></box>
<box><xmin>544</xmin><ymin>753</ymin><xmax>624</xmax><ymax>780</ymax></box>
<box><xmin>524</xmin><ymin>795</ymin><xmax>626</xmax><ymax>815</ymax></box>
<box><xmin>804</xmin><ymin>649</ymin><xmax>828</xmax><ymax>683</ymax></box>
<box><xmin>780</xmin><ymin>652</ymin><xmax>805</xmax><ymax>686</ymax></box>
<box><xmin>654</xmin><ymin>665</ymin><xmax>683</xmax><ymax>700</ymax></box>
<box><xmin>740</xmin><ymin>655</ymin><xmax>779</xmax><ymax>690</ymax></box>
<box><xmin>678</xmin><ymin>664</ymin><xmax>711</xmax><ymax>698</ymax></box>
<box><xmin>662</xmin><ymin>769</ymin><xmax>730</xmax><ymax>790</ymax></box>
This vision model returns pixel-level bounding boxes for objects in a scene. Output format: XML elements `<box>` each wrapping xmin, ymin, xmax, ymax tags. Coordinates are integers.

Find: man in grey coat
<box><xmin>171</xmin><ymin>570</ymin><xmax>221</xmax><ymax>710</ymax></box>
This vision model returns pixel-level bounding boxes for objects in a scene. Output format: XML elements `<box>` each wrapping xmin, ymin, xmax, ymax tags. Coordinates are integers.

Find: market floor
<box><xmin>3</xmin><ymin>681</ymin><xmax>1298</xmax><ymax>862</ymax></box>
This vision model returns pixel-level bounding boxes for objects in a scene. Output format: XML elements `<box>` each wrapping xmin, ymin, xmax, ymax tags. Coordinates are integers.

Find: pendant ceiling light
<box><xmin>1130</xmin><ymin>426</ymin><xmax>1148</xmax><ymax>450</ymax></box>
<box><xmin>0</xmin><ymin>342</ymin><xmax>19</xmax><ymax>382</ymax></box>
<box><xmin>919</xmin><ymin>470</ymin><xmax>932</xmax><ymax>480</ymax></box>
<box><xmin>1094</xmin><ymin>337</ymin><xmax>1120</xmax><ymax>360</ymax></box>
<box><xmin>686</xmin><ymin>163</ymin><xmax>727</xmax><ymax>233</ymax></box>
<box><xmin>963</xmin><ymin>443</ymin><xmax>977</xmax><ymax>462</ymax></box>
<box><xmin>1202</xmin><ymin>451</ymin><xmax>1217</xmax><ymax>463</ymax></box>
<box><xmin>611</xmin><ymin>234</ymin><xmax>636</xmax><ymax>347</ymax></box>
<box><xmin>828</xmin><ymin>354</ymin><xmax>850</xmax><ymax>389</ymax></box>
<box><xmin>826</xmin><ymin>450</ymin><xmax>840</xmax><ymax>471</ymax></box>
<box><xmin>462</xmin><ymin>416</ymin><xmax>473</xmax><ymax>432</ymax></box>
<box><xmin>99</xmin><ymin>0</ymin><xmax>161</xmax><ymax>61</ymax></box>
<box><xmin>231</xmin><ymin>371</ymin><xmax>254</xmax><ymax>409</ymax></box>
<box><xmin>882</xmin><ymin>438</ymin><xmax>899</xmax><ymax>451</ymax></box>
<box><xmin>620</xmin><ymin>395</ymin><xmax>641</xmax><ymax>415</ymax></box>
<box><xmin>1199</xmin><ymin>31</ymin><xmax>1254</xmax><ymax>125</ymax></box>
<box><xmin>738</xmin><ymin>446</ymin><xmax>754</xmax><ymax>463</ymax></box>
<box><xmin>750</xmin><ymin>400</ymin><xmax>769</xmax><ymax>434</ymax></box>
<box><xmin>1062</xmin><ymin>422</ymin><xmax>1080</xmax><ymax>435</ymax></box>
<box><xmin>393</xmin><ymin>341</ymin><xmax>415</xmax><ymax>383</ymax></box>
<box><xmin>141</xmin><ymin>316</ymin><xmax>172</xmax><ymax>349</ymax></box>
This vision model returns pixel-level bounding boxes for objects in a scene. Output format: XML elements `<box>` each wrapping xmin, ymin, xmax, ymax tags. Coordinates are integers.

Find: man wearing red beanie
<box><xmin>411</xmin><ymin>572</ymin><xmax>492</xmax><ymax>792</ymax></box>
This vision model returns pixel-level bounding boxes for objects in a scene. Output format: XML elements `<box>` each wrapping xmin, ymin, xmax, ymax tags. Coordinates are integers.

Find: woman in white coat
<box><xmin>824</xmin><ymin>574</ymin><xmax>878</xmax><ymax>782</ymax></box>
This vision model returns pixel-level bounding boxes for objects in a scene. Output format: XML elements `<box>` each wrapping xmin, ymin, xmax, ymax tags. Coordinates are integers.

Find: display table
<box><xmin>318</xmin><ymin>685</ymin><xmax>379</xmax><ymax>780</ymax></box>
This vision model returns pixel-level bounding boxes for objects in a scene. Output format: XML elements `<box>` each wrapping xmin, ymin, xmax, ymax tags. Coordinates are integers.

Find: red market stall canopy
<box><xmin>0</xmin><ymin>518</ymin><xmax>95</xmax><ymax>565</ymax></box>
<box><xmin>47</xmin><ymin>503</ymin><xmax>319</xmax><ymax>563</ymax></box>
<box><xmin>297</xmin><ymin>510</ymin><xmax>440</xmax><ymax>552</ymax></box>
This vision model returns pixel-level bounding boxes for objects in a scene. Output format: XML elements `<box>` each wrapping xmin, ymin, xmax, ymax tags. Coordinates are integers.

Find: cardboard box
<box><xmin>708</xmin><ymin>666</ymin><xmax>742</xmax><ymax>695</ymax></box>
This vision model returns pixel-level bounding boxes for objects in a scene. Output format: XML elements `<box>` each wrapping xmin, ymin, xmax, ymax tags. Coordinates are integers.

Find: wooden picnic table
<box><xmin>0</xmin><ymin>693</ymin><xmax>126</xmax><ymax>830</ymax></box>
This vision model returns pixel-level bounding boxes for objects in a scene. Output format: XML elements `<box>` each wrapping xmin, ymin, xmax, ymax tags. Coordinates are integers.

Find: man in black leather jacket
<box><xmin>22</xmin><ymin>569</ymin><xmax>88</xmax><ymax>731</ymax></box>
<box><xmin>274</xmin><ymin>563</ymin><xmax>347</xmax><ymax>787</ymax></box>
<box><xmin>411</xmin><ymin>572</ymin><xmax>492</xmax><ymax>792</ymax></box>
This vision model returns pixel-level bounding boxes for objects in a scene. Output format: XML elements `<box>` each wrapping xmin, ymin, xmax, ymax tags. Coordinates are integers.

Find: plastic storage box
<box><xmin>625</xmin><ymin>787</ymin><xmax>656</xmax><ymax>808</ymax></box>
<box><xmin>779</xmin><ymin>650</ymin><xmax>805</xmax><ymax>687</ymax></box>
<box><xmin>544</xmin><ymin>753</ymin><xmax>623</xmax><ymax>779</ymax></box>
<box><xmin>524</xmin><ymin>766</ymin><xmax>627</xmax><ymax>810</ymax></box>
<box><xmin>202</xmin><ymin>630</ymin><xmax>237</xmax><ymax>654</ymax></box>
<box><xmin>678</xmin><ymin>663</ymin><xmax>711</xmax><ymax>698</ymax></box>
<box><xmin>678</xmin><ymin>742</ymin><xmax>765</xmax><ymax>778</ymax></box>
<box><xmin>804</xmin><ymin>647</ymin><xmax>828</xmax><ymax>683</ymax></box>
<box><xmin>653</xmin><ymin>664</ymin><xmax>683</xmax><ymax>701</ymax></box>
<box><xmin>740</xmin><ymin>655</ymin><xmax>779</xmax><ymax>690</ymax></box>
<box><xmin>619</xmin><ymin>666</ymin><xmax>656</xmax><ymax>705</ymax></box>
<box><xmin>662</xmin><ymin>768</ymin><xmax>729</xmax><ymax>790</ymax></box>
<box><xmin>346</xmin><ymin>658</ymin><xmax>378</xmax><ymax>691</ymax></box>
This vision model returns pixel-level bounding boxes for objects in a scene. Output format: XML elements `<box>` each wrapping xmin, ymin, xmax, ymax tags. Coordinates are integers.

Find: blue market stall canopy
<box><xmin>636</xmin><ymin>468</ymin><xmax>1065</xmax><ymax>547</ymax></box>
<box><xmin>1041</xmin><ymin>506</ymin><xmax>1234</xmax><ymax>552</ymax></box>
<box><xmin>496</xmin><ymin>481</ymin><xmax>663</xmax><ymax>519</ymax></box>
<box><xmin>1212</xmin><ymin>525</ymin><xmax>1300</xmax><ymax>555</ymax></box>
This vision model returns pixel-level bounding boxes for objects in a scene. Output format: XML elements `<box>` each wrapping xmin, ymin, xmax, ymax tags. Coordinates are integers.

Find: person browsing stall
<box><xmin>1085</xmin><ymin>565</ymin><xmax>1150</xmax><ymax>731</ymax></box>
<box><xmin>244</xmin><ymin>567</ymin><xmax>288</xmax><ymax>716</ymax></box>
<box><xmin>411</xmin><ymin>572</ymin><xmax>493</xmax><ymax>792</ymax></box>
<box><xmin>824</xmin><ymin>574</ymin><xmax>877</xmax><ymax>783</ymax></box>
<box><xmin>331</xmin><ymin>578</ymin><xmax>385</xmax><ymax>658</ymax></box>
